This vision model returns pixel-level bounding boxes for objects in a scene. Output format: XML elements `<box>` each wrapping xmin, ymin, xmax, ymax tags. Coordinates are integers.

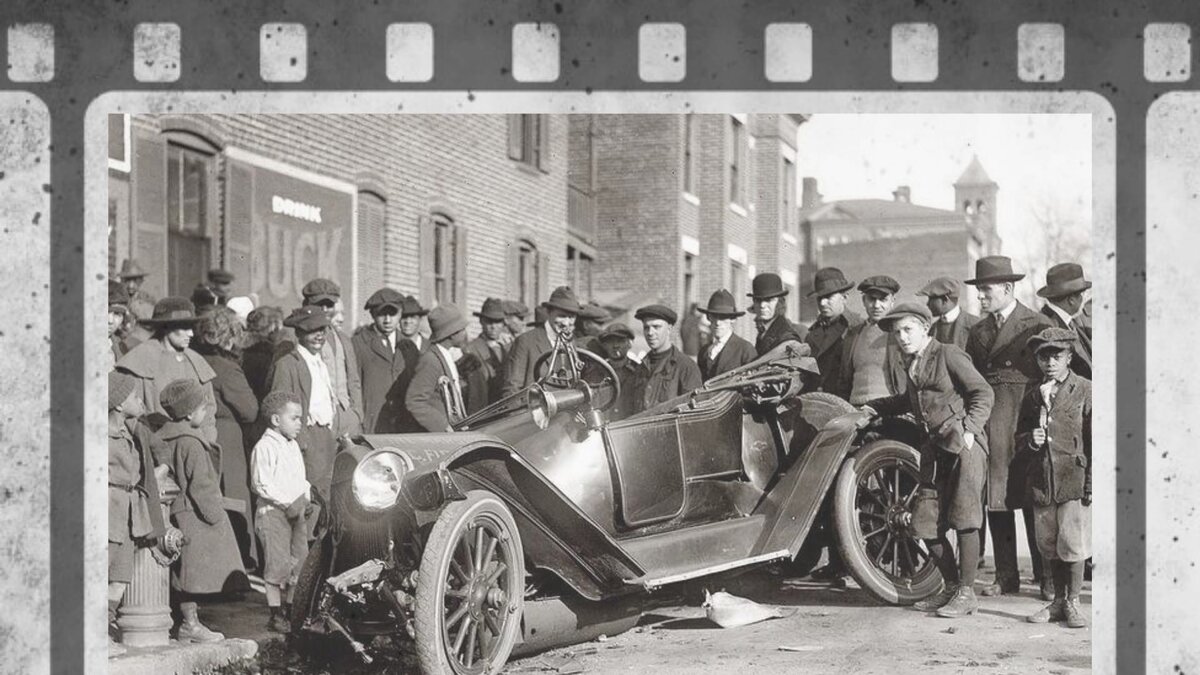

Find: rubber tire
<box><xmin>832</xmin><ymin>439</ymin><xmax>943</xmax><ymax>605</ymax></box>
<box><xmin>414</xmin><ymin>491</ymin><xmax>525</xmax><ymax>675</ymax></box>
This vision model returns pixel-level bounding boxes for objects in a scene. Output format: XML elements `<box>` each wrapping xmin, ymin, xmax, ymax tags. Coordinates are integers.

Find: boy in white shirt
<box><xmin>251</xmin><ymin>391</ymin><xmax>312</xmax><ymax>632</ymax></box>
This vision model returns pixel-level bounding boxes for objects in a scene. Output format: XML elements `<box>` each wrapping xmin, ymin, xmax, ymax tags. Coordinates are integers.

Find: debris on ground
<box><xmin>703</xmin><ymin>590</ymin><xmax>798</xmax><ymax>628</ymax></box>
<box><xmin>777</xmin><ymin>645</ymin><xmax>824</xmax><ymax>653</ymax></box>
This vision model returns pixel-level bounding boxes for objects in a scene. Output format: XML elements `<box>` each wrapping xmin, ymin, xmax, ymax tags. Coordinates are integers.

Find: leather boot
<box><xmin>1026</xmin><ymin>598</ymin><xmax>1066</xmax><ymax>623</ymax></box>
<box><xmin>913</xmin><ymin>584</ymin><xmax>958</xmax><ymax>612</ymax></box>
<box><xmin>1064</xmin><ymin>598</ymin><xmax>1088</xmax><ymax>628</ymax></box>
<box><xmin>176</xmin><ymin>602</ymin><xmax>224</xmax><ymax>643</ymax></box>
<box><xmin>935</xmin><ymin>585</ymin><xmax>979</xmax><ymax>618</ymax></box>
<box><xmin>108</xmin><ymin>635</ymin><xmax>126</xmax><ymax>658</ymax></box>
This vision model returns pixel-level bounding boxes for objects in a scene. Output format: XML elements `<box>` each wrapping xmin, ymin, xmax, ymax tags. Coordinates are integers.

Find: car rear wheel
<box><xmin>832</xmin><ymin>439</ymin><xmax>943</xmax><ymax>604</ymax></box>
<box><xmin>414</xmin><ymin>491</ymin><xmax>525</xmax><ymax>675</ymax></box>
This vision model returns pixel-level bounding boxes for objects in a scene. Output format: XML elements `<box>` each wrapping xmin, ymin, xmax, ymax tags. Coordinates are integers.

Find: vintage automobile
<box><xmin>290</xmin><ymin>335</ymin><xmax>940</xmax><ymax>674</ymax></box>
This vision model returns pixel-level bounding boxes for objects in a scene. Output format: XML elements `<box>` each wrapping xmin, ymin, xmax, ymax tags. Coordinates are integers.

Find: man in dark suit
<box><xmin>835</xmin><ymin>276</ymin><xmax>907</xmax><ymax>405</ymax></box>
<box><xmin>697</xmin><ymin>289</ymin><xmax>757</xmax><ymax>381</ymax></box>
<box><xmin>406</xmin><ymin>305</ymin><xmax>471</xmax><ymax>432</ymax></box>
<box><xmin>463</xmin><ymin>298</ymin><xmax>512</xmax><ymax>413</ymax></box>
<box><xmin>351</xmin><ymin>287</ymin><xmax>421</xmax><ymax>434</ymax></box>
<box><xmin>749</xmin><ymin>273</ymin><xmax>806</xmax><ymax>356</ymax></box>
<box><xmin>805</xmin><ymin>267</ymin><xmax>862</xmax><ymax>392</ymax></box>
<box><xmin>501</xmin><ymin>287</ymin><xmax>581</xmax><ymax>398</ymax></box>
<box><xmin>399</xmin><ymin>295</ymin><xmax>430</xmax><ymax>354</ymax></box>
<box><xmin>1036</xmin><ymin>263</ymin><xmax>1092</xmax><ymax>379</ymax></box>
<box><xmin>964</xmin><ymin>256</ymin><xmax>1055</xmax><ymax>598</ymax></box>
<box><xmin>301</xmin><ymin>278</ymin><xmax>364</xmax><ymax>438</ymax></box>
<box><xmin>628</xmin><ymin>304</ymin><xmax>703</xmax><ymax>414</ymax></box>
<box><xmin>919</xmin><ymin>277</ymin><xmax>981</xmax><ymax>350</ymax></box>
<box><xmin>501</xmin><ymin>300</ymin><xmax>530</xmax><ymax>339</ymax></box>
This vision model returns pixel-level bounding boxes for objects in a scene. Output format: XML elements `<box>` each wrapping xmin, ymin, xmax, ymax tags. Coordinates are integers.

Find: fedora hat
<box><xmin>118</xmin><ymin>259</ymin><xmax>148</xmax><ymax>280</ymax></box>
<box><xmin>542</xmin><ymin>286</ymin><xmax>583</xmax><ymax>315</ymax></box>
<box><xmin>428</xmin><ymin>304</ymin><xmax>468</xmax><ymax>342</ymax></box>
<box><xmin>748</xmin><ymin>273</ymin><xmax>788</xmax><ymax>300</ymax></box>
<box><xmin>141</xmin><ymin>297</ymin><xmax>200</xmax><ymax>326</ymax></box>
<box><xmin>474</xmin><ymin>297</ymin><xmax>507</xmax><ymax>321</ymax></box>
<box><xmin>526</xmin><ymin>306</ymin><xmax>548</xmax><ymax>327</ymax></box>
<box><xmin>1037</xmin><ymin>263</ymin><xmax>1092</xmax><ymax>299</ymax></box>
<box><xmin>965</xmin><ymin>256</ymin><xmax>1025</xmax><ymax>285</ymax></box>
<box><xmin>807</xmin><ymin>267</ymin><xmax>855</xmax><ymax>298</ymax></box>
<box><xmin>108</xmin><ymin>280</ymin><xmax>130</xmax><ymax>307</ymax></box>
<box><xmin>698</xmin><ymin>289</ymin><xmax>745</xmax><ymax>318</ymax></box>
<box><xmin>401</xmin><ymin>295</ymin><xmax>429</xmax><ymax>317</ymax></box>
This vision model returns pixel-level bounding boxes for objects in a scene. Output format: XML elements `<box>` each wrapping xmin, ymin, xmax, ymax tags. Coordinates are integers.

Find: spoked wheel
<box><xmin>414</xmin><ymin>491</ymin><xmax>525</xmax><ymax>675</ymax></box>
<box><xmin>832</xmin><ymin>439</ymin><xmax>943</xmax><ymax>604</ymax></box>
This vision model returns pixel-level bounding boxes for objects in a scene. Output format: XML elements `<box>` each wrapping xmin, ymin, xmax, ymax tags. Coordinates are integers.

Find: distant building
<box><xmin>796</xmin><ymin>156</ymin><xmax>1001</xmax><ymax>319</ymax></box>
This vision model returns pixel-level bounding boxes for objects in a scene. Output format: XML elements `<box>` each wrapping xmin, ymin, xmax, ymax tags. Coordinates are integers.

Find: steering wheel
<box><xmin>532</xmin><ymin>348</ymin><xmax>622</xmax><ymax>412</ymax></box>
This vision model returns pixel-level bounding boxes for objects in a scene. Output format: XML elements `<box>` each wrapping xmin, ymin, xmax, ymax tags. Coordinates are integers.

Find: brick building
<box><xmin>796</xmin><ymin>156</ymin><xmax>1001</xmax><ymax>319</ymax></box>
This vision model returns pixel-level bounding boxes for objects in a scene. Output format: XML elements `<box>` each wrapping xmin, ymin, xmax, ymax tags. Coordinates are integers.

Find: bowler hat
<box><xmin>141</xmin><ymin>297</ymin><xmax>200</xmax><ymax>326</ymax></box>
<box><xmin>599</xmin><ymin>322</ymin><xmax>635</xmax><ymax>341</ymax></box>
<box><xmin>108</xmin><ymin>280</ymin><xmax>130</xmax><ymax>307</ymax></box>
<box><xmin>428</xmin><ymin>304</ymin><xmax>468</xmax><ymax>343</ymax></box>
<box><xmin>401</xmin><ymin>295</ymin><xmax>429</xmax><ymax>317</ymax></box>
<box><xmin>634</xmin><ymin>304</ymin><xmax>678</xmax><ymax>325</ymax></box>
<box><xmin>474</xmin><ymin>297</ymin><xmax>507</xmax><ymax>321</ymax></box>
<box><xmin>160</xmin><ymin>378</ymin><xmax>206</xmax><ymax>421</ymax></box>
<box><xmin>748</xmin><ymin>273</ymin><xmax>788</xmax><ymax>300</ymax></box>
<box><xmin>282</xmin><ymin>305</ymin><xmax>331</xmax><ymax>333</ymax></box>
<box><xmin>1027</xmin><ymin>326</ymin><xmax>1078</xmax><ymax>354</ymax></box>
<box><xmin>698</xmin><ymin>289</ymin><xmax>745</xmax><ymax>318</ymax></box>
<box><xmin>502</xmin><ymin>299</ymin><xmax>529</xmax><ymax>318</ymax></box>
<box><xmin>807</xmin><ymin>267</ymin><xmax>855</xmax><ymax>298</ymax></box>
<box><xmin>302</xmin><ymin>278</ymin><xmax>342</xmax><ymax>304</ymax></box>
<box><xmin>878</xmin><ymin>302</ymin><xmax>933</xmax><ymax>332</ymax></box>
<box><xmin>542</xmin><ymin>286</ymin><xmax>583</xmax><ymax>315</ymax></box>
<box><xmin>364</xmin><ymin>287</ymin><xmax>406</xmax><ymax>313</ymax></box>
<box><xmin>917</xmin><ymin>276</ymin><xmax>960</xmax><ymax>298</ymax></box>
<box><xmin>208</xmin><ymin>268</ymin><xmax>235</xmax><ymax>285</ymax></box>
<box><xmin>579</xmin><ymin>301</ymin><xmax>611</xmax><ymax>323</ymax></box>
<box><xmin>858</xmin><ymin>275</ymin><xmax>900</xmax><ymax>296</ymax></box>
<box><xmin>118</xmin><ymin>259</ymin><xmax>147</xmax><ymax>280</ymax></box>
<box><xmin>965</xmin><ymin>256</ymin><xmax>1025</xmax><ymax>285</ymax></box>
<box><xmin>109</xmin><ymin>371</ymin><xmax>137</xmax><ymax>411</ymax></box>
<box><xmin>1037</xmin><ymin>263</ymin><xmax>1092</xmax><ymax>299</ymax></box>
<box><xmin>526</xmin><ymin>306</ymin><xmax>548</xmax><ymax>327</ymax></box>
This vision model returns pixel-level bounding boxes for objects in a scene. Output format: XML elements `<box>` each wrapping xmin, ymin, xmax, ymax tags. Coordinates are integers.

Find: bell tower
<box><xmin>954</xmin><ymin>155</ymin><xmax>999</xmax><ymax>254</ymax></box>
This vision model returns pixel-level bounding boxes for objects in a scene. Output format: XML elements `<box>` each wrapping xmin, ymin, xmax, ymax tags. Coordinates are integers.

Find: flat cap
<box><xmin>858</xmin><ymin>275</ymin><xmax>900</xmax><ymax>295</ymax></box>
<box><xmin>634</xmin><ymin>304</ymin><xmax>678</xmax><ymax>325</ymax></box>
<box><xmin>878</xmin><ymin>302</ymin><xmax>933</xmax><ymax>332</ymax></box>
<box><xmin>208</xmin><ymin>268</ymin><xmax>235</xmax><ymax>284</ymax></box>
<box><xmin>599</xmin><ymin>322</ymin><xmax>635</xmax><ymax>341</ymax></box>
<box><xmin>502</xmin><ymin>300</ymin><xmax>529</xmax><ymax>318</ymax></box>
<box><xmin>283</xmin><ymin>305</ymin><xmax>331</xmax><ymax>333</ymax></box>
<box><xmin>579</xmin><ymin>301</ymin><xmax>612</xmax><ymax>323</ymax></box>
<box><xmin>916</xmin><ymin>277</ymin><xmax>960</xmax><ymax>298</ymax></box>
<box><xmin>1027</xmin><ymin>326</ymin><xmax>1078</xmax><ymax>354</ymax></box>
<box><xmin>364</xmin><ymin>287</ymin><xmax>406</xmax><ymax>313</ymax></box>
<box><xmin>301</xmin><ymin>278</ymin><xmax>342</xmax><ymax>303</ymax></box>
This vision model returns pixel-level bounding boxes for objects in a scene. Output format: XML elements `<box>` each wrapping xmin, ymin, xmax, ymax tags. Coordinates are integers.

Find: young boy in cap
<box><xmin>1018</xmin><ymin>327</ymin><xmax>1091</xmax><ymax>628</ymax></box>
<box><xmin>629</xmin><ymin>304</ymin><xmax>703</xmax><ymax>414</ymax></box>
<box><xmin>860</xmin><ymin>302</ymin><xmax>994</xmax><ymax>618</ymax></box>
<box><xmin>352</xmin><ymin>288</ymin><xmax>420</xmax><ymax>433</ymax></box>
<box><xmin>157</xmin><ymin>378</ymin><xmax>246</xmax><ymax>642</ymax></box>
<box><xmin>251</xmin><ymin>391</ymin><xmax>312</xmax><ymax>632</ymax></box>
<box><xmin>597</xmin><ymin>322</ymin><xmax>639</xmax><ymax>420</ymax></box>
<box><xmin>697</xmin><ymin>289</ymin><xmax>757</xmax><ymax>381</ymax></box>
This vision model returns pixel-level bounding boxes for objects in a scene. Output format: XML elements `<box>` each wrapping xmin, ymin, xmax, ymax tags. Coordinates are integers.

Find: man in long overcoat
<box><xmin>301</xmin><ymin>278</ymin><xmax>364</xmax><ymax>438</ymax></box>
<box><xmin>805</xmin><ymin>267</ymin><xmax>862</xmax><ymax>392</ymax></box>
<box><xmin>352</xmin><ymin>288</ymin><xmax>421</xmax><ymax>433</ymax></box>
<box><xmin>463</xmin><ymin>298</ymin><xmax>512</xmax><ymax>413</ymax></box>
<box><xmin>697</xmin><ymin>289</ymin><xmax>757</xmax><ymax>381</ymax></box>
<box><xmin>627</xmin><ymin>304</ymin><xmax>703</xmax><ymax>414</ymax></box>
<box><xmin>749</xmin><ymin>273</ymin><xmax>807</xmax><ymax>356</ymax></box>
<box><xmin>501</xmin><ymin>287</ymin><xmax>581</xmax><ymax>398</ymax></box>
<box><xmin>1036</xmin><ymin>263</ymin><xmax>1092</xmax><ymax>379</ymax></box>
<box><xmin>919</xmin><ymin>277</ymin><xmax>981</xmax><ymax>351</ymax></box>
<box><xmin>964</xmin><ymin>256</ymin><xmax>1055</xmax><ymax>597</ymax></box>
<box><xmin>406</xmin><ymin>305</ymin><xmax>471</xmax><ymax>432</ymax></box>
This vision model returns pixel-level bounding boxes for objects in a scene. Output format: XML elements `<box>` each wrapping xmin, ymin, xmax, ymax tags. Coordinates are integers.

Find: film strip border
<box><xmin>3</xmin><ymin>20</ymin><xmax>1196</xmax><ymax>84</ymax></box>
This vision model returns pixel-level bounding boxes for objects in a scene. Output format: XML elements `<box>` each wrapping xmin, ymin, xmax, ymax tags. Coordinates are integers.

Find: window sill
<box><xmin>682</xmin><ymin>191</ymin><xmax>700</xmax><ymax>206</ymax></box>
<box><xmin>513</xmin><ymin>161</ymin><xmax>545</xmax><ymax>177</ymax></box>
<box><xmin>728</xmin><ymin>202</ymin><xmax>748</xmax><ymax>217</ymax></box>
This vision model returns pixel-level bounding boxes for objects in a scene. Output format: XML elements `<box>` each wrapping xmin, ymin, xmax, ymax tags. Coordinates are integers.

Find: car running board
<box><xmin>628</xmin><ymin>549</ymin><xmax>792</xmax><ymax>590</ymax></box>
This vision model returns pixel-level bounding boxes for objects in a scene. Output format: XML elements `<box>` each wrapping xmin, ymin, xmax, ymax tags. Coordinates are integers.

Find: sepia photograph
<box><xmin>103</xmin><ymin>110</ymin><xmax>1095</xmax><ymax>674</ymax></box>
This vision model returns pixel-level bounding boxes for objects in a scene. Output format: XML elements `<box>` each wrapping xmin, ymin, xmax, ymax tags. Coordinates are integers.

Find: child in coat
<box><xmin>157</xmin><ymin>378</ymin><xmax>247</xmax><ymax>642</ymax></box>
<box><xmin>251</xmin><ymin>391</ymin><xmax>312</xmax><ymax>632</ymax></box>
<box><xmin>1018</xmin><ymin>327</ymin><xmax>1092</xmax><ymax>628</ymax></box>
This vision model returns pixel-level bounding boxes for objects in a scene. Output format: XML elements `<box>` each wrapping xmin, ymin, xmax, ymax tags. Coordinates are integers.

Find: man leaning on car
<box><xmin>627</xmin><ymin>304</ymin><xmax>703</xmax><ymax>415</ymax></box>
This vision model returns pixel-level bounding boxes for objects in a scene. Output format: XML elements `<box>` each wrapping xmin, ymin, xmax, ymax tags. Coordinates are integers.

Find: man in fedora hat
<box><xmin>399</xmin><ymin>295</ymin><xmax>431</xmax><ymax>353</ymax></box>
<box><xmin>119</xmin><ymin>259</ymin><xmax>157</xmax><ymax>340</ymax></box>
<box><xmin>697</xmin><ymin>289</ymin><xmax>757</xmax><ymax>381</ymax></box>
<box><xmin>301</xmin><ymin>278</ymin><xmax>363</xmax><ymax>438</ymax></box>
<box><xmin>501</xmin><ymin>300</ymin><xmax>530</xmax><ymax>338</ymax></box>
<box><xmin>860</xmin><ymin>302</ymin><xmax>994</xmax><ymax>619</ymax></box>
<box><xmin>462</xmin><ymin>298</ymin><xmax>512</xmax><ymax>412</ymax></box>
<box><xmin>749</xmin><ymin>272</ymin><xmax>807</xmax><ymax>356</ymax></box>
<box><xmin>964</xmin><ymin>255</ymin><xmax>1055</xmax><ymax>597</ymax></box>
<box><xmin>628</xmin><ymin>304</ymin><xmax>703</xmax><ymax>414</ymax></box>
<box><xmin>351</xmin><ymin>288</ymin><xmax>421</xmax><ymax>434</ymax></box>
<box><xmin>1037</xmin><ymin>263</ymin><xmax>1092</xmax><ymax>378</ymax></box>
<box><xmin>919</xmin><ymin>277</ymin><xmax>981</xmax><ymax>351</ymax></box>
<box><xmin>501</xmin><ymin>287</ymin><xmax>582</xmax><ymax>398</ymax></box>
<box><xmin>597</xmin><ymin>322</ymin><xmax>640</xmax><ymax>420</ymax></box>
<box><xmin>406</xmin><ymin>304</ymin><xmax>472</xmax><ymax>432</ymax></box>
<box><xmin>805</xmin><ymin>267</ymin><xmax>863</xmax><ymax>392</ymax></box>
<box><xmin>835</xmin><ymin>276</ymin><xmax>907</xmax><ymax>405</ymax></box>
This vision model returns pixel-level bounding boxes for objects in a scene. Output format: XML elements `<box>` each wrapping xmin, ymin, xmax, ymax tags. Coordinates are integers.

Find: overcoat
<box><xmin>463</xmin><ymin>335</ymin><xmax>508</xmax><ymax>413</ymax></box>
<box><xmin>1015</xmin><ymin>371</ymin><xmax>1092</xmax><ymax>506</ymax></box>
<box><xmin>351</xmin><ymin>325</ymin><xmax>421</xmax><ymax>433</ymax></box>
<box><xmin>268</xmin><ymin>348</ymin><xmax>341</xmax><ymax>500</ymax></box>
<box><xmin>199</xmin><ymin>348</ymin><xmax>259</xmax><ymax>563</ymax></box>
<box><xmin>805</xmin><ymin>311</ymin><xmax>863</xmax><ymax>392</ymax></box>
<box><xmin>627</xmin><ymin>346</ymin><xmax>704</xmax><ymax>414</ymax></box>
<box><xmin>323</xmin><ymin>328</ymin><xmax>364</xmax><ymax>438</ymax></box>
<box><xmin>698</xmin><ymin>333</ymin><xmax>758</xmax><ymax>381</ymax></box>
<box><xmin>965</xmin><ymin>301</ymin><xmax>1055</xmax><ymax>509</ymax></box>
<box><xmin>116</xmin><ymin>339</ymin><xmax>218</xmax><ymax>443</ymax></box>
<box><xmin>156</xmin><ymin>420</ymin><xmax>246</xmax><ymax>594</ymax></box>
<box><xmin>109</xmin><ymin>419</ymin><xmax>167</xmax><ymax>545</ymax></box>
<box><xmin>754</xmin><ymin>315</ymin><xmax>806</xmax><ymax>356</ymax></box>
<box><xmin>1040</xmin><ymin>305</ymin><xmax>1092</xmax><ymax>379</ymax></box>
<box><xmin>501</xmin><ymin>325</ymin><xmax>554</xmax><ymax>398</ymax></box>
<box><xmin>834</xmin><ymin>321</ymin><xmax>908</xmax><ymax>402</ymax></box>
<box><xmin>929</xmin><ymin>310</ymin><xmax>982</xmax><ymax>351</ymax></box>
<box><xmin>406</xmin><ymin>347</ymin><xmax>460</xmax><ymax>432</ymax></box>
<box><xmin>242</xmin><ymin>334</ymin><xmax>290</xmax><ymax>402</ymax></box>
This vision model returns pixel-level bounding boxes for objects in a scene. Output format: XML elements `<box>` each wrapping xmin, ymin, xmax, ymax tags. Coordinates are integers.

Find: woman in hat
<box><xmin>697</xmin><ymin>289</ymin><xmax>757</xmax><ymax>381</ymax></box>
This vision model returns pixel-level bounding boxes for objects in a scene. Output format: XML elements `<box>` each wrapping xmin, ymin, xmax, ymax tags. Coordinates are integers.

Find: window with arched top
<box><xmin>418</xmin><ymin>211</ymin><xmax>467</xmax><ymax>306</ymax></box>
<box><xmin>508</xmin><ymin>238</ymin><xmax>549</xmax><ymax>309</ymax></box>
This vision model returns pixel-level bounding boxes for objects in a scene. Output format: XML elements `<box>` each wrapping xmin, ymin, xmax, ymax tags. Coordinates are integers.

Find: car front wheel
<box><xmin>832</xmin><ymin>439</ymin><xmax>943</xmax><ymax>604</ymax></box>
<box><xmin>414</xmin><ymin>490</ymin><xmax>525</xmax><ymax>675</ymax></box>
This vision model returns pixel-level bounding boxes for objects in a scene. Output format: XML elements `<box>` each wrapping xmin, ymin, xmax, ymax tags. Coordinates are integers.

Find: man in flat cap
<box><xmin>1037</xmin><ymin>263</ymin><xmax>1092</xmax><ymax>379</ymax></box>
<box><xmin>399</xmin><ymin>295</ymin><xmax>431</xmax><ymax>354</ymax></box>
<box><xmin>597</xmin><ymin>322</ymin><xmax>640</xmax><ymax>420</ymax></box>
<box><xmin>462</xmin><ymin>298</ymin><xmax>512</xmax><ymax>413</ymax></box>
<box><xmin>501</xmin><ymin>300</ymin><xmax>530</xmax><ymax>339</ymax></box>
<box><xmin>628</xmin><ymin>304</ymin><xmax>703</xmax><ymax>415</ymax></box>
<box><xmin>964</xmin><ymin>255</ymin><xmax>1055</xmax><ymax>597</ymax></box>
<box><xmin>835</xmin><ymin>275</ymin><xmax>907</xmax><ymax>405</ymax></box>
<box><xmin>860</xmin><ymin>302</ymin><xmax>994</xmax><ymax>619</ymax></box>
<box><xmin>207</xmin><ymin>269</ymin><xmax>235</xmax><ymax>305</ymax></box>
<box><xmin>406</xmin><ymin>304</ymin><xmax>471</xmax><ymax>432</ymax></box>
<box><xmin>749</xmin><ymin>272</ymin><xmax>807</xmax><ymax>356</ymax></box>
<box><xmin>501</xmin><ymin>287</ymin><xmax>582</xmax><ymax>398</ymax></box>
<box><xmin>301</xmin><ymin>278</ymin><xmax>364</xmax><ymax>439</ymax></box>
<box><xmin>697</xmin><ymin>289</ymin><xmax>757</xmax><ymax>381</ymax></box>
<box><xmin>805</xmin><ymin>267</ymin><xmax>863</xmax><ymax>392</ymax></box>
<box><xmin>919</xmin><ymin>276</ymin><xmax>981</xmax><ymax>351</ymax></box>
<box><xmin>351</xmin><ymin>288</ymin><xmax>421</xmax><ymax>434</ymax></box>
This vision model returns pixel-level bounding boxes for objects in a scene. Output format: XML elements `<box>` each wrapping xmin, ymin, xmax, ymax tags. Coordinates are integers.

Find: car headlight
<box><xmin>351</xmin><ymin>449</ymin><xmax>413</xmax><ymax>512</ymax></box>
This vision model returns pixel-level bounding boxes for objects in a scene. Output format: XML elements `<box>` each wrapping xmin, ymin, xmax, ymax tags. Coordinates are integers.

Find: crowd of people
<box><xmin>106</xmin><ymin>253</ymin><xmax>1093</xmax><ymax>655</ymax></box>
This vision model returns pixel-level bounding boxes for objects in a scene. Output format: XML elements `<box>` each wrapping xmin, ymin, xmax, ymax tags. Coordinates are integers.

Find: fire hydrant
<box><xmin>117</xmin><ymin>472</ymin><xmax>184</xmax><ymax>647</ymax></box>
